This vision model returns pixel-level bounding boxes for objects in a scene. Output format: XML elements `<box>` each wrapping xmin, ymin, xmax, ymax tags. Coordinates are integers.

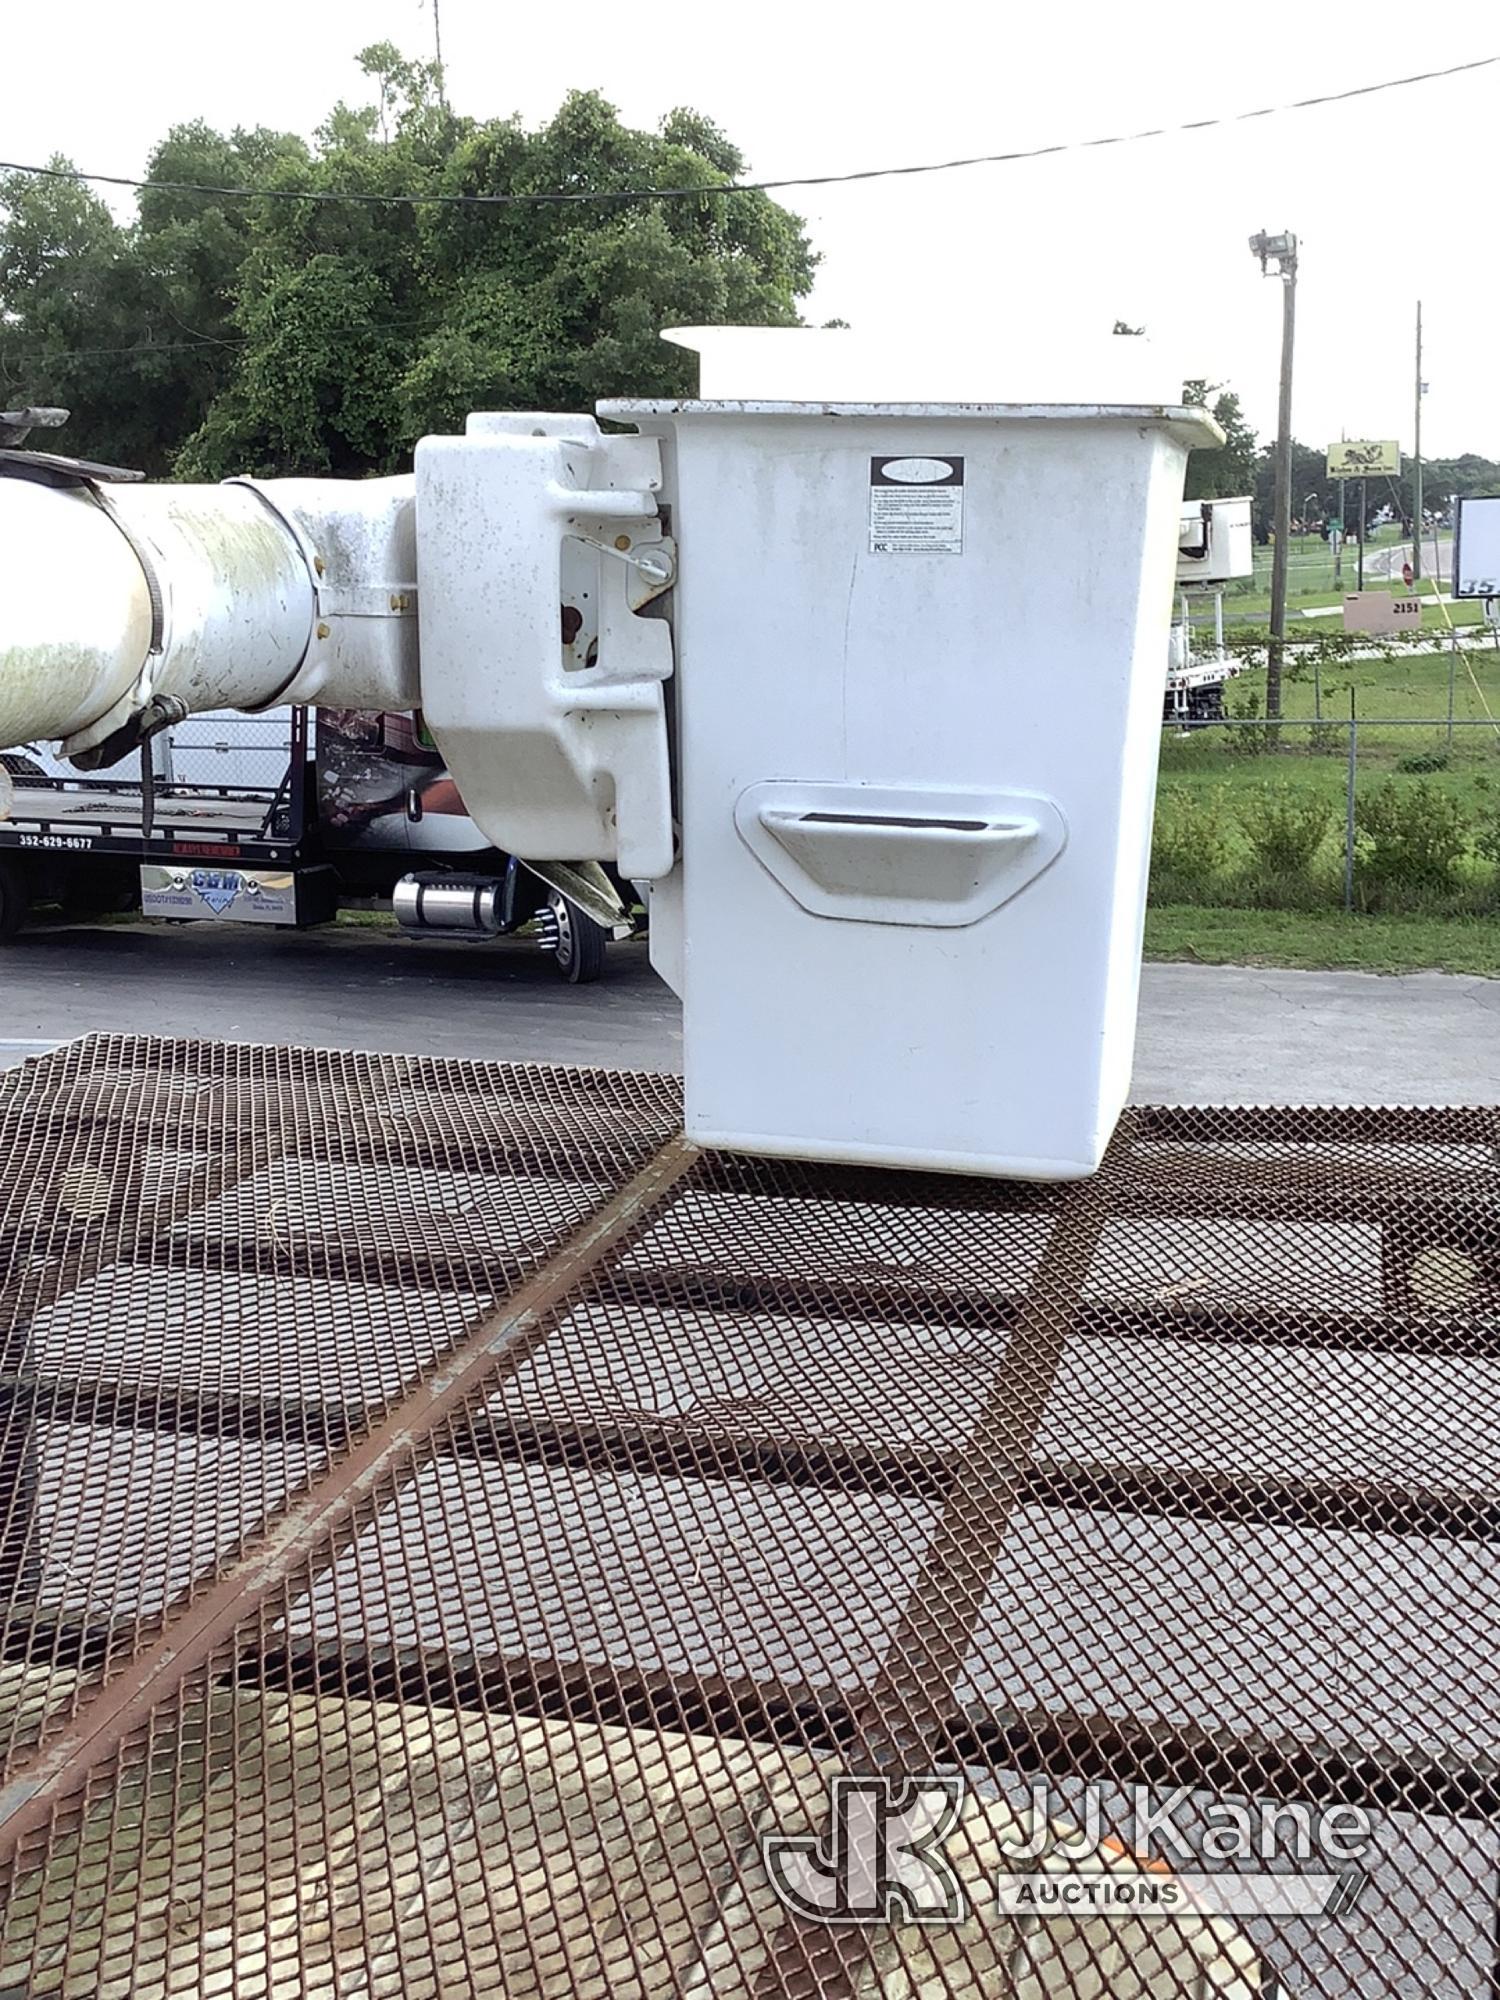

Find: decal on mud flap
<box><xmin>140</xmin><ymin>864</ymin><xmax>305</xmax><ymax>925</ymax></box>
<box><xmin>191</xmin><ymin>869</ymin><xmax>241</xmax><ymax>915</ymax></box>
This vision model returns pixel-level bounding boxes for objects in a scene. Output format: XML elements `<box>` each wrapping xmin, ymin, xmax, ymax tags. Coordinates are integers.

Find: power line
<box><xmin>0</xmin><ymin>334</ymin><xmax>248</xmax><ymax>361</ymax></box>
<box><xmin>0</xmin><ymin>54</ymin><xmax>1494</xmax><ymax>212</ymax></box>
<box><xmin>0</xmin><ymin>311</ymin><xmax>449</xmax><ymax>368</ymax></box>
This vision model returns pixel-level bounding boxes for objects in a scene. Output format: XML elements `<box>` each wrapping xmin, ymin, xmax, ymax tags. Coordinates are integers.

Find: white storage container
<box><xmin>603</xmin><ymin>387</ymin><xmax>1219</xmax><ymax>1179</ymax></box>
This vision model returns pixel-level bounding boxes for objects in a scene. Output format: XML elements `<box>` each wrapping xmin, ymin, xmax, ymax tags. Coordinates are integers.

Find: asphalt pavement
<box><xmin>1363</xmin><ymin>535</ymin><xmax>1453</xmax><ymax>582</ymax></box>
<box><xmin>3</xmin><ymin>916</ymin><xmax>1498</xmax><ymax>1104</ymax></box>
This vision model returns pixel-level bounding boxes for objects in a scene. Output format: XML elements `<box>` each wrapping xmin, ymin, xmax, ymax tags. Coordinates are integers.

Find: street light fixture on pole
<box><xmin>1250</xmin><ymin>229</ymin><xmax>1298</xmax><ymax>726</ymax></box>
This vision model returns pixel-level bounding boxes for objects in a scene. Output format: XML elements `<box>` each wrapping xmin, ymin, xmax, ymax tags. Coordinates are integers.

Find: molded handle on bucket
<box><xmin>734</xmin><ymin>783</ymin><xmax>1067</xmax><ymax>927</ymax></box>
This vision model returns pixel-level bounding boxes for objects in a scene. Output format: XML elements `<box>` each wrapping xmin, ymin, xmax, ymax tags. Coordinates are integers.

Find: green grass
<box><xmin>1146</xmin><ymin>905</ymin><xmax>1500</xmax><ymax>977</ymax></box>
<box><xmin>1206</xmin><ymin>530</ymin><xmax>1480</xmax><ymax>626</ymax></box>
<box><xmin>1242</xmin><ymin>525</ymin><xmax>1445</xmax><ymax>591</ymax></box>
<box><xmin>1146</xmin><ymin>646</ymin><xmax>1500</xmax><ymax>972</ymax></box>
<box><xmin>1160</xmin><ymin>645</ymin><xmax>1500</xmax><ymax>814</ymax></box>
<box><xmin>1220</xmin><ymin>583</ymin><xmax>1482</xmax><ymax>629</ymax></box>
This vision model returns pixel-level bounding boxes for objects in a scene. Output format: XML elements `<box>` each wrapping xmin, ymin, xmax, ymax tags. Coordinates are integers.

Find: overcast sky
<box><xmin>7</xmin><ymin>0</ymin><xmax>1497</xmax><ymax>457</ymax></box>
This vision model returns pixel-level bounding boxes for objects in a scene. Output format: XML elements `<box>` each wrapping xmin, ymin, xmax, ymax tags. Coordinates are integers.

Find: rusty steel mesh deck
<box><xmin>0</xmin><ymin>1034</ymin><xmax>1495</xmax><ymax>1998</ymax></box>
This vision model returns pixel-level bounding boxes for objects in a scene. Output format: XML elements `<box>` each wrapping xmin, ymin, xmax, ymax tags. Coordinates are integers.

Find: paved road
<box><xmin>3</xmin><ymin>917</ymin><xmax>1498</xmax><ymax>1104</ymax></box>
<box><xmin>0</xmin><ymin>923</ymin><xmax>687</xmax><ymax>1070</ymax></box>
<box><xmin>1364</xmin><ymin>536</ymin><xmax>1453</xmax><ymax>582</ymax></box>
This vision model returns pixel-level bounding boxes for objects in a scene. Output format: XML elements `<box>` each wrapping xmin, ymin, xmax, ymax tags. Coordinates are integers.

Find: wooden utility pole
<box><xmin>1335</xmin><ymin>476</ymin><xmax>1345</xmax><ymax>584</ymax></box>
<box><xmin>1412</xmin><ymin>301</ymin><xmax>1424</xmax><ymax>583</ymax></box>
<box><xmin>1250</xmin><ymin>231</ymin><xmax>1299</xmax><ymax>724</ymax></box>
<box><xmin>430</xmin><ymin>0</ymin><xmax>449</xmax><ymax>109</ymax></box>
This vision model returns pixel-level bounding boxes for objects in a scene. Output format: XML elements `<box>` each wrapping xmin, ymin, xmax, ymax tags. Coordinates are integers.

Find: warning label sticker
<box><xmin>869</xmin><ymin>455</ymin><xmax>964</xmax><ymax>555</ymax></box>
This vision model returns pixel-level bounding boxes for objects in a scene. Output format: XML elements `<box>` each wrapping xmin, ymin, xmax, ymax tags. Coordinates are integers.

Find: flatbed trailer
<box><xmin>2</xmin><ymin>785</ymin><xmax>292</xmax><ymax>850</ymax></box>
<box><xmin>0</xmin><ymin>710</ymin><xmax>617</xmax><ymax>978</ymax></box>
<box><xmin>0</xmin><ymin>710</ymin><xmax>316</xmax><ymax>931</ymax></box>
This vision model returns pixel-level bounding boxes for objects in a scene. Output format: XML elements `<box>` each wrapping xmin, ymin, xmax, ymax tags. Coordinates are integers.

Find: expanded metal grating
<box><xmin>0</xmin><ymin>1035</ymin><xmax>1495</xmax><ymax>1998</ymax></box>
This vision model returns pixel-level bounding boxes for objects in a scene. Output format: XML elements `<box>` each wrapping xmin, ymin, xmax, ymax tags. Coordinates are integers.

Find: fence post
<box><xmin>1344</xmin><ymin>686</ymin><xmax>1358</xmax><ymax>915</ymax></box>
<box><xmin>1447</xmin><ymin>634</ymin><xmax>1456</xmax><ymax>756</ymax></box>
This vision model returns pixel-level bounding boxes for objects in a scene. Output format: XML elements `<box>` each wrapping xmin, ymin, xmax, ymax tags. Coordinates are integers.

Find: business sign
<box><xmin>1343</xmin><ymin>593</ymin><xmax>1422</xmax><ymax>636</ymax></box>
<box><xmin>1326</xmin><ymin>440</ymin><xmax>1401</xmax><ymax>478</ymax></box>
<box><xmin>1454</xmin><ymin>494</ymin><xmax>1500</xmax><ymax>599</ymax></box>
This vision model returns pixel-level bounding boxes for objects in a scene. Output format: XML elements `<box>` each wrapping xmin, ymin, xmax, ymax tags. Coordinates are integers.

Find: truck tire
<box><xmin>0</xmin><ymin>858</ymin><xmax>30</xmax><ymax>940</ymax></box>
<box><xmin>60</xmin><ymin>870</ymin><xmax>138</xmax><ymax>918</ymax></box>
<box><xmin>546</xmin><ymin>892</ymin><xmax>607</xmax><ymax>984</ymax></box>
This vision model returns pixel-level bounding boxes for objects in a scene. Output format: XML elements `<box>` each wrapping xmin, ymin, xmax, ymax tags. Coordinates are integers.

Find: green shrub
<box><xmin>1236</xmin><ymin>782</ymin><xmax>1334</xmax><ymax>882</ymax></box>
<box><xmin>1395</xmin><ymin>751</ymin><xmax>1449</xmax><ymax>775</ymax></box>
<box><xmin>1149</xmin><ymin>789</ymin><xmax>1231</xmax><ymax>900</ymax></box>
<box><xmin>1475</xmin><ymin>801</ymin><xmax>1500</xmax><ymax>869</ymax></box>
<box><xmin>1224</xmin><ymin>685</ymin><xmax>1273</xmax><ymax>755</ymax></box>
<box><xmin>1355</xmin><ymin>779</ymin><xmax>1468</xmax><ymax>904</ymax></box>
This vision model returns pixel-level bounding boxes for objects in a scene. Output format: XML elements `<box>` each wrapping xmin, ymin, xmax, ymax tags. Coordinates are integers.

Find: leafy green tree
<box><xmin>1</xmin><ymin>47</ymin><xmax>813</xmax><ymax>478</ymax></box>
<box><xmin>1181</xmin><ymin>380</ymin><xmax>1258</xmax><ymax>503</ymax></box>
<box><xmin>0</xmin><ymin>164</ymin><xmax>158</xmax><ymax>470</ymax></box>
<box><xmin>1251</xmin><ymin>438</ymin><xmax>1336</xmax><ymax>541</ymax></box>
<box><xmin>0</xmin><ymin>124</ymin><xmax>308</xmax><ymax>474</ymax></box>
<box><xmin>1401</xmin><ymin>454</ymin><xmax>1500</xmax><ymax>528</ymax></box>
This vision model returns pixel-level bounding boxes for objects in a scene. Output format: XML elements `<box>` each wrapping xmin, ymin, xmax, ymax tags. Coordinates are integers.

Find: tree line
<box><xmin>1247</xmin><ymin>438</ymin><xmax>1500</xmax><ymax>542</ymax></box>
<box><xmin>0</xmin><ymin>45</ymin><xmax>814</xmax><ymax>477</ymax></box>
<box><xmin>1133</xmin><ymin>339</ymin><xmax>1498</xmax><ymax>538</ymax></box>
<box><xmin>8</xmin><ymin>67</ymin><xmax>1496</xmax><ymax>511</ymax></box>
<box><xmin>1184</xmin><ymin>392</ymin><xmax>1500</xmax><ymax>542</ymax></box>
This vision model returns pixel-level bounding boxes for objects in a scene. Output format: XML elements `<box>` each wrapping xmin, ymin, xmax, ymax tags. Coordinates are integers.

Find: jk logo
<box><xmin>762</xmin><ymin>1776</ymin><xmax>968</xmax><ymax>1925</ymax></box>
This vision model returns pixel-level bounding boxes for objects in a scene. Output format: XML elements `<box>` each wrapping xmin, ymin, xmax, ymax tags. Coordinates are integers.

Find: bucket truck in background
<box><xmin>0</xmin><ymin>701</ymin><xmax>622</xmax><ymax>982</ymax></box>
<box><xmin>1165</xmin><ymin>494</ymin><xmax>1255</xmax><ymax>724</ymax></box>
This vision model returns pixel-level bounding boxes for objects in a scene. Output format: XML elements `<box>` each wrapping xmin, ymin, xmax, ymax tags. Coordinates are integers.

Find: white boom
<box><xmin>0</xmin><ymin>471</ymin><xmax>416</xmax><ymax>761</ymax></box>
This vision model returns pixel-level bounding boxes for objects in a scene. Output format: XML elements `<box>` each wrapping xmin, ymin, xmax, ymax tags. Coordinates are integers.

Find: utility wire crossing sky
<box><xmin>3</xmin><ymin>0</ymin><xmax>1497</xmax><ymax>456</ymax></box>
<box><xmin>2</xmin><ymin>53</ymin><xmax>1494</xmax><ymax>208</ymax></box>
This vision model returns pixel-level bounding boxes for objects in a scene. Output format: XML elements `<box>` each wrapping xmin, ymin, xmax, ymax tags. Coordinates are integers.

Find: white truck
<box><xmin>1165</xmin><ymin>493</ymin><xmax>1254</xmax><ymax>724</ymax></box>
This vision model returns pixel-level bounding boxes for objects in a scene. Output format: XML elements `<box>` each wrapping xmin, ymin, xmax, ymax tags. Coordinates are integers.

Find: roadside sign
<box><xmin>1327</xmin><ymin>440</ymin><xmax>1401</xmax><ymax>478</ymax></box>
<box><xmin>1454</xmin><ymin>494</ymin><xmax>1500</xmax><ymax>598</ymax></box>
<box><xmin>1343</xmin><ymin>592</ymin><xmax>1422</xmax><ymax>636</ymax></box>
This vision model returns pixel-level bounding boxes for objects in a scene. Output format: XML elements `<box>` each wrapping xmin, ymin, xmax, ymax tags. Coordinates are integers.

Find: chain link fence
<box><xmin>2</xmin><ymin>708</ymin><xmax>297</xmax><ymax>799</ymax></box>
<box><xmin>149</xmin><ymin>708</ymin><xmax>297</xmax><ymax>796</ymax></box>
<box><xmin>1155</xmin><ymin>705</ymin><xmax>1500</xmax><ymax>918</ymax></box>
